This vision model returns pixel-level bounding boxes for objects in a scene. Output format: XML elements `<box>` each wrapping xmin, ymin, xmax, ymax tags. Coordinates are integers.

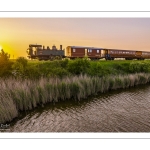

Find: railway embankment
<box><xmin>1</xmin><ymin>57</ymin><xmax>150</xmax><ymax>124</ymax></box>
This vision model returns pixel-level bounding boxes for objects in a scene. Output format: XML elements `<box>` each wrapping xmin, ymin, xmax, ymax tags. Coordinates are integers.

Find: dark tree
<box><xmin>0</xmin><ymin>49</ymin><xmax>12</xmax><ymax>77</ymax></box>
<box><xmin>0</xmin><ymin>49</ymin><xmax>10</xmax><ymax>62</ymax></box>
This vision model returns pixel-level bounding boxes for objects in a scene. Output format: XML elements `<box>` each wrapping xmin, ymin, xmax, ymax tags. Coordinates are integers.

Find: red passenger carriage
<box><xmin>66</xmin><ymin>46</ymin><xmax>105</xmax><ymax>60</ymax></box>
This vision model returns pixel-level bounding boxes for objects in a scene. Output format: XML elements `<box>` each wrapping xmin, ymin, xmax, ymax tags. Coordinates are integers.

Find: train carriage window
<box><xmin>73</xmin><ymin>49</ymin><xmax>76</xmax><ymax>52</ymax></box>
<box><xmin>88</xmin><ymin>49</ymin><xmax>92</xmax><ymax>53</ymax></box>
<box><xmin>97</xmin><ymin>50</ymin><xmax>99</xmax><ymax>53</ymax></box>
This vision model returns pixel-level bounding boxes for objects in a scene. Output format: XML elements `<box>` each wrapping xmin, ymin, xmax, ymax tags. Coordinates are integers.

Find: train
<box><xmin>27</xmin><ymin>44</ymin><xmax>150</xmax><ymax>60</ymax></box>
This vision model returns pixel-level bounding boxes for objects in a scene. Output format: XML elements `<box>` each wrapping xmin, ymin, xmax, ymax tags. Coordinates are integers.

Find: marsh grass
<box><xmin>0</xmin><ymin>92</ymin><xmax>18</xmax><ymax>124</ymax></box>
<box><xmin>1</xmin><ymin>72</ymin><xmax>150</xmax><ymax>124</ymax></box>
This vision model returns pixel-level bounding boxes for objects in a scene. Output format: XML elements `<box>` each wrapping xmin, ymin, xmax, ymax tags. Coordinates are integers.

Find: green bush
<box><xmin>129</xmin><ymin>61</ymin><xmax>150</xmax><ymax>73</ymax></box>
<box><xmin>25</xmin><ymin>65</ymin><xmax>41</xmax><ymax>79</ymax></box>
<box><xmin>87</xmin><ymin>62</ymin><xmax>101</xmax><ymax>76</ymax></box>
<box><xmin>12</xmin><ymin>57</ymin><xmax>28</xmax><ymax>78</ymax></box>
<box><xmin>67</xmin><ymin>58</ymin><xmax>90</xmax><ymax>75</ymax></box>
<box><xmin>16</xmin><ymin>57</ymin><xmax>28</xmax><ymax>68</ymax></box>
<box><xmin>2</xmin><ymin>56</ymin><xmax>150</xmax><ymax>79</ymax></box>
<box><xmin>60</xmin><ymin>59</ymin><xmax>69</xmax><ymax>68</ymax></box>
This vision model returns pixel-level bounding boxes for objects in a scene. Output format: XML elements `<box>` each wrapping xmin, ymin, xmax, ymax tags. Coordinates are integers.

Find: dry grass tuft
<box><xmin>1</xmin><ymin>73</ymin><xmax>150</xmax><ymax>124</ymax></box>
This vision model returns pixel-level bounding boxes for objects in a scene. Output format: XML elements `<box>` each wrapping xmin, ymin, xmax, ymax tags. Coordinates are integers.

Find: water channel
<box><xmin>5</xmin><ymin>84</ymin><xmax>150</xmax><ymax>132</ymax></box>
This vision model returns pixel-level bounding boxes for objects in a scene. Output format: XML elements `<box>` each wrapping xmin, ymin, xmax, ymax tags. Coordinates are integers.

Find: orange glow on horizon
<box><xmin>0</xmin><ymin>43</ymin><xmax>18</xmax><ymax>59</ymax></box>
<box><xmin>1</xmin><ymin>18</ymin><xmax>150</xmax><ymax>58</ymax></box>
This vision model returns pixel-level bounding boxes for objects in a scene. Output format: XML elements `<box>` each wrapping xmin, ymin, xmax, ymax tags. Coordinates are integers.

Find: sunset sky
<box><xmin>0</xmin><ymin>18</ymin><xmax>150</xmax><ymax>58</ymax></box>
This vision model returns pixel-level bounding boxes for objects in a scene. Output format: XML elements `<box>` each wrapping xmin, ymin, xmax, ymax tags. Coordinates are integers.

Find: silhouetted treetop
<box><xmin>0</xmin><ymin>49</ymin><xmax>10</xmax><ymax>62</ymax></box>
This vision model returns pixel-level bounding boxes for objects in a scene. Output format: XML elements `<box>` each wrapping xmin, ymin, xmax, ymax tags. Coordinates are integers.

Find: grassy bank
<box><xmin>1</xmin><ymin>57</ymin><xmax>150</xmax><ymax>79</ymax></box>
<box><xmin>1</xmin><ymin>73</ymin><xmax>150</xmax><ymax>124</ymax></box>
<box><xmin>1</xmin><ymin>52</ymin><xmax>150</xmax><ymax>123</ymax></box>
<box><xmin>20</xmin><ymin>59</ymin><xmax>150</xmax><ymax>78</ymax></box>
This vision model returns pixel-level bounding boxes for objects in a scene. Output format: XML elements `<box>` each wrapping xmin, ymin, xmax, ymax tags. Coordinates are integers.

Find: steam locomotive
<box><xmin>27</xmin><ymin>44</ymin><xmax>150</xmax><ymax>60</ymax></box>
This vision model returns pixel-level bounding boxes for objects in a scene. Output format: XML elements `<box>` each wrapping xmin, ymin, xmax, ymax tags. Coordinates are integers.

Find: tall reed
<box><xmin>1</xmin><ymin>73</ymin><xmax>150</xmax><ymax>124</ymax></box>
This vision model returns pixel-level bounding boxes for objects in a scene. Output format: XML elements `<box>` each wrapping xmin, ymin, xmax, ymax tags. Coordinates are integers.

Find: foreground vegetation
<box><xmin>1</xmin><ymin>49</ymin><xmax>150</xmax><ymax>79</ymax></box>
<box><xmin>1</xmin><ymin>50</ymin><xmax>150</xmax><ymax>124</ymax></box>
<box><xmin>1</xmin><ymin>73</ymin><xmax>150</xmax><ymax>124</ymax></box>
<box><xmin>2</xmin><ymin>57</ymin><xmax>150</xmax><ymax>79</ymax></box>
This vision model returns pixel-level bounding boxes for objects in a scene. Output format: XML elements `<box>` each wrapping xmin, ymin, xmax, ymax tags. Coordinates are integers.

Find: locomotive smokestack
<box><xmin>60</xmin><ymin>45</ymin><xmax>62</xmax><ymax>50</ymax></box>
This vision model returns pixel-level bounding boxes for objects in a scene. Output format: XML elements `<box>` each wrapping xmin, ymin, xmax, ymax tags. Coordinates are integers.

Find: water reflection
<box><xmin>7</xmin><ymin>84</ymin><xmax>150</xmax><ymax>132</ymax></box>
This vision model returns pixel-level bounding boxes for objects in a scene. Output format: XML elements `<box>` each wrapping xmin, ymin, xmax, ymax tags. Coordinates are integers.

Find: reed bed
<box><xmin>1</xmin><ymin>73</ymin><xmax>150</xmax><ymax>124</ymax></box>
